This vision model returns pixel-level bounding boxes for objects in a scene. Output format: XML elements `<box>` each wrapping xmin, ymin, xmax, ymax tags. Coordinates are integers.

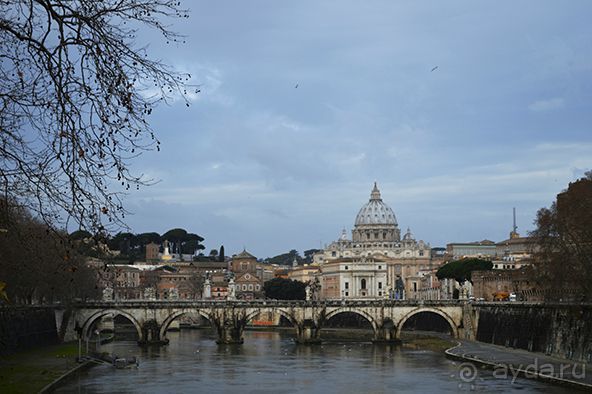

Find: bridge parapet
<box><xmin>70</xmin><ymin>299</ymin><xmax>467</xmax><ymax>309</ymax></box>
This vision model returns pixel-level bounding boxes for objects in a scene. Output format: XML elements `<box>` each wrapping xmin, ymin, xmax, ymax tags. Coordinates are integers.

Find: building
<box><xmin>317</xmin><ymin>183</ymin><xmax>432</xmax><ymax>300</ymax></box>
<box><xmin>157</xmin><ymin>271</ymin><xmax>202</xmax><ymax>300</ymax></box>
<box><xmin>255</xmin><ymin>262</ymin><xmax>275</xmax><ymax>283</ymax></box>
<box><xmin>209</xmin><ymin>271</ymin><xmax>229</xmax><ymax>300</ymax></box>
<box><xmin>446</xmin><ymin>240</ymin><xmax>497</xmax><ymax>259</ymax></box>
<box><xmin>234</xmin><ymin>272</ymin><xmax>262</xmax><ymax>300</ymax></box>
<box><xmin>321</xmin><ymin>256</ymin><xmax>388</xmax><ymax>299</ymax></box>
<box><xmin>145</xmin><ymin>242</ymin><xmax>160</xmax><ymax>262</ymax></box>
<box><xmin>288</xmin><ymin>265</ymin><xmax>320</xmax><ymax>283</ymax></box>
<box><xmin>471</xmin><ymin>268</ymin><xmax>539</xmax><ymax>301</ymax></box>
<box><xmin>231</xmin><ymin>249</ymin><xmax>258</xmax><ymax>274</ymax></box>
<box><xmin>315</xmin><ymin>183</ymin><xmax>430</xmax><ymax>263</ymax></box>
<box><xmin>493</xmin><ymin>236</ymin><xmax>537</xmax><ymax>269</ymax></box>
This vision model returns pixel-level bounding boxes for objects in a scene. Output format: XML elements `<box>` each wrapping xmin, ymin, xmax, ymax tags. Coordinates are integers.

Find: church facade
<box><xmin>316</xmin><ymin>183</ymin><xmax>432</xmax><ymax>299</ymax></box>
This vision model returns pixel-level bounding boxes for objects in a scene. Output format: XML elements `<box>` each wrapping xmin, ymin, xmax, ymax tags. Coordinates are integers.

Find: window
<box><xmin>255</xmin><ymin>285</ymin><xmax>260</xmax><ymax>291</ymax></box>
<box><xmin>248</xmin><ymin>284</ymin><xmax>253</xmax><ymax>291</ymax></box>
<box><xmin>242</xmin><ymin>284</ymin><xmax>247</xmax><ymax>291</ymax></box>
<box><xmin>361</xmin><ymin>279</ymin><xmax>367</xmax><ymax>290</ymax></box>
<box><xmin>345</xmin><ymin>266</ymin><xmax>348</xmax><ymax>270</ymax></box>
<box><xmin>378</xmin><ymin>265</ymin><xmax>382</xmax><ymax>270</ymax></box>
<box><xmin>413</xmin><ymin>282</ymin><xmax>417</xmax><ymax>292</ymax></box>
<box><xmin>345</xmin><ymin>282</ymin><xmax>349</xmax><ymax>289</ymax></box>
<box><xmin>378</xmin><ymin>282</ymin><xmax>382</xmax><ymax>289</ymax></box>
<box><xmin>332</xmin><ymin>251</ymin><xmax>336</xmax><ymax>257</ymax></box>
<box><xmin>419</xmin><ymin>251</ymin><xmax>424</xmax><ymax>256</ymax></box>
<box><xmin>345</xmin><ymin>292</ymin><xmax>349</xmax><ymax>297</ymax></box>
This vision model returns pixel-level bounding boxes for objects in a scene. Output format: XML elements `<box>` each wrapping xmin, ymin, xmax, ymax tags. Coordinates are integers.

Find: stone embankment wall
<box><xmin>475</xmin><ymin>303</ymin><xmax>592</xmax><ymax>362</ymax></box>
<box><xmin>0</xmin><ymin>306</ymin><xmax>59</xmax><ymax>355</ymax></box>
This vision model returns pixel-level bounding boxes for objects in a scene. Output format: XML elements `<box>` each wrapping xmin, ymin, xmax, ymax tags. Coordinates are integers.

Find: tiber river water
<box><xmin>57</xmin><ymin>329</ymin><xmax>572</xmax><ymax>393</ymax></box>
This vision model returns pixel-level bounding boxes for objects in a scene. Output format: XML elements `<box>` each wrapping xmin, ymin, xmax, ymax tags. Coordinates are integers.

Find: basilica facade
<box><xmin>316</xmin><ymin>183</ymin><xmax>432</xmax><ymax>299</ymax></box>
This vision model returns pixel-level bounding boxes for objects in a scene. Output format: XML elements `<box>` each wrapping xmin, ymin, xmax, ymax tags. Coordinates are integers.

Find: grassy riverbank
<box><xmin>0</xmin><ymin>342</ymin><xmax>80</xmax><ymax>394</ymax></box>
<box><xmin>400</xmin><ymin>332</ymin><xmax>456</xmax><ymax>352</ymax></box>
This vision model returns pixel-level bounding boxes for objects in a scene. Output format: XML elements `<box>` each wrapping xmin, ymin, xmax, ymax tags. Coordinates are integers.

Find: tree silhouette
<box><xmin>0</xmin><ymin>201</ymin><xmax>99</xmax><ymax>304</ymax></box>
<box><xmin>436</xmin><ymin>258</ymin><xmax>493</xmax><ymax>284</ymax></box>
<box><xmin>531</xmin><ymin>172</ymin><xmax>592</xmax><ymax>301</ymax></box>
<box><xmin>263</xmin><ymin>278</ymin><xmax>306</xmax><ymax>300</ymax></box>
<box><xmin>0</xmin><ymin>1</ymin><xmax>192</xmax><ymax>233</ymax></box>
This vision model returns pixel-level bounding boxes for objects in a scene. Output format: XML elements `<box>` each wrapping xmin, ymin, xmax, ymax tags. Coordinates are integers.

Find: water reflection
<box><xmin>57</xmin><ymin>329</ymin><xmax>571</xmax><ymax>393</ymax></box>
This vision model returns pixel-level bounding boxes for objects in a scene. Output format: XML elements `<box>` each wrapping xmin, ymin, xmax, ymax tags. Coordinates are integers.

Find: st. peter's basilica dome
<box><xmin>354</xmin><ymin>183</ymin><xmax>398</xmax><ymax>226</ymax></box>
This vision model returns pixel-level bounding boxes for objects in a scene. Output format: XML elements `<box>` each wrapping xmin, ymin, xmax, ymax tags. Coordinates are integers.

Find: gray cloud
<box><xmin>118</xmin><ymin>1</ymin><xmax>592</xmax><ymax>257</ymax></box>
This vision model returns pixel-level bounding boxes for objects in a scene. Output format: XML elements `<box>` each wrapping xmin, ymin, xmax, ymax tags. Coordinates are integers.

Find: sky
<box><xmin>122</xmin><ymin>1</ymin><xmax>592</xmax><ymax>258</ymax></box>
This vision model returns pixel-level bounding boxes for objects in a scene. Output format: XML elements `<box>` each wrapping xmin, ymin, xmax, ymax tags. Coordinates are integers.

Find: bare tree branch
<box><xmin>0</xmin><ymin>0</ymin><xmax>192</xmax><ymax>234</ymax></box>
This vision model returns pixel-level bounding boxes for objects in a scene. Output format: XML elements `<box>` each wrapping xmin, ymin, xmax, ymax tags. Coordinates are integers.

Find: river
<box><xmin>57</xmin><ymin>329</ymin><xmax>572</xmax><ymax>393</ymax></box>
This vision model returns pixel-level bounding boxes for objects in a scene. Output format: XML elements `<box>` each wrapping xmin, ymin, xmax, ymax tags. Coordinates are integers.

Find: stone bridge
<box><xmin>58</xmin><ymin>300</ymin><xmax>473</xmax><ymax>345</ymax></box>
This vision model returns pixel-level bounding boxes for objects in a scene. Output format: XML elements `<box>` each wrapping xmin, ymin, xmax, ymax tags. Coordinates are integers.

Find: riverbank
<box><xmin>445</xmin><ymin>339</ymin><xmax>592</xmax><ymax>390</ymax></box>
<box><xmin>401</xmin><ymin>332</ymin><xmax>456</xmax><ymax>352</ymax></box>
<box><xmin>0</xmin><ymin>341</ymin><xmax>81</xmax><ymax>393</ymax></box>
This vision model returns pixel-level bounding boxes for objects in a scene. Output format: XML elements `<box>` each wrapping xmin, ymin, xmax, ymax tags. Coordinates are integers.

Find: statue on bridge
<box><xmin>228</xmin><ymin>278</ymin><xmax>236</xmax><ymax>301</ymax></box>
<box><xmin>306</xmin><ymin>278</ymin><xmax>321</xmax><ymax>301</ymax></box>
<box><xmin>102</xmin><ymin>286</ymin><xmax>113</xmax><ymax>301</ymax></box>
<box><xmin>143</xmin><ymin>287</ymin><xmax>156</xmax><ymax>300</ymax></box>
<box><xmin>385</xmin><ymin>285</ymin><xmax>392</xmax><ymax>300</ymax></box>
<box><xmin>169</xmin><ymin>288</ymin><xmax>179</xmax><ymax>300</ymax></box>
<box><xmin>202</xmin><ymin>277</ymin><xmax>211</xmax><ymax>300</ymax></box>
<box><xmin>394</xmin><ymin>276</ymin><xmax>405</xmax><ymax>300</ymax></box>
<box><xmin>310</xmin><ymin>277</ymin><xmax>321</xmax><ymax>301</ymax></box>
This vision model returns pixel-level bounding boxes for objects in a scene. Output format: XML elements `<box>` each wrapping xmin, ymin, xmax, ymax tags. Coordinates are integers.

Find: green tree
<box><xmin>137</xmin><ymin>232</ymin><xmax>161</xmax><ymax>245</ymax></box>
<box><xmin>265</xmin><ymin>249</ymin><xmax>302</xmax><ymax>265</ymax></box>
<box><xmin>162</xmin><ymin>228</ymin><xmax>187</xmax><ymax>254</ymax></box>
<box><xmin>183</xmin><ymin>239</ymin><xmax>205</xmax><ymax>255</ymax></box>
<box><xmin>107</xmin><ymin>232</ymin><xmax>136</xmax><ymax>255</ymax></box>
<box><xmin>161</xmin><ymin>228</ymin><xmax>204</xmax><ymax>255</ymax></box>
<box><xmin>436</xmin><ymin>258</ymin><xmax>493</xmax><ymax>284</ymax></box>
<box><xmin>183</xmin><ymin>233</ymin><xmax>205</xmax><ymax>254</ymax></box>
<box><xmin>263</xmin><ymin>278</ymin><xmax>306</xmax><ymax>300</ymax></box>
<box><xmin>219</xmin><ymin>245</ymin><xmax>225</xmax><ymax>262</ymax></box>
<box><xmin>531</xmin><ymin>172</ymin><xmax>592</xmax><ymax>301</ymax></box>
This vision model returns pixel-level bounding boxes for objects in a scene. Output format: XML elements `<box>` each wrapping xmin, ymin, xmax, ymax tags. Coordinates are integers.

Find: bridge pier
<box><xmin>372</xmin><ymin>321</ymin><xmax>400</xmax><ymax>344</ymax></box>
<box><xmin>212</xmin><ymin>309</ymin><xmax>247</xmax><ymax>344</ymax></box>
<box><xmin>216</xmin><ymin>324</ymin><xmax>245</xmax><ymax>344</ymax></box>
<box><xmin>296</xmin><ymin>321</ymin><xmax>322</xmax><ymax>344</ymax></box>
<box><xmin>138</xmin><ymin>319</ymin><xmax>169</xmax><ymax>346</ymax></box>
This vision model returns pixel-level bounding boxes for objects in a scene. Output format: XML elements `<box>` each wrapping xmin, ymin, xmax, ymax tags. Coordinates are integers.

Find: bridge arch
<box><xmin>82</xmin><ymin>309</ymin><xmax>142</xmax><ymax>340</ymax></box>
<box><xmin>396</xmin><ymin>307</ymin><xmax>458</xmax><ymax>338</ymax></box>
<box><xmin>324</xmin><ymin>308</ymin><xmax>379</xmax><ymax>332</ymax></box>
<box><xmin>245</xmin><ymin>308</ymin><xmax>298</xmax><ymax>328</ymax></box>
<box><xmin>159</xmin><ymin>310</ymin><xmax>214</xmax><ymax>340</ymax></box>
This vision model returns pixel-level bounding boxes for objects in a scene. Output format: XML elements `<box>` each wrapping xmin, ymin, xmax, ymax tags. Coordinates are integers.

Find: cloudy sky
<box><xmin>124</xmin><ymin>1</ymin><xmax>592</xmax><ymax>258</ymax></box>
